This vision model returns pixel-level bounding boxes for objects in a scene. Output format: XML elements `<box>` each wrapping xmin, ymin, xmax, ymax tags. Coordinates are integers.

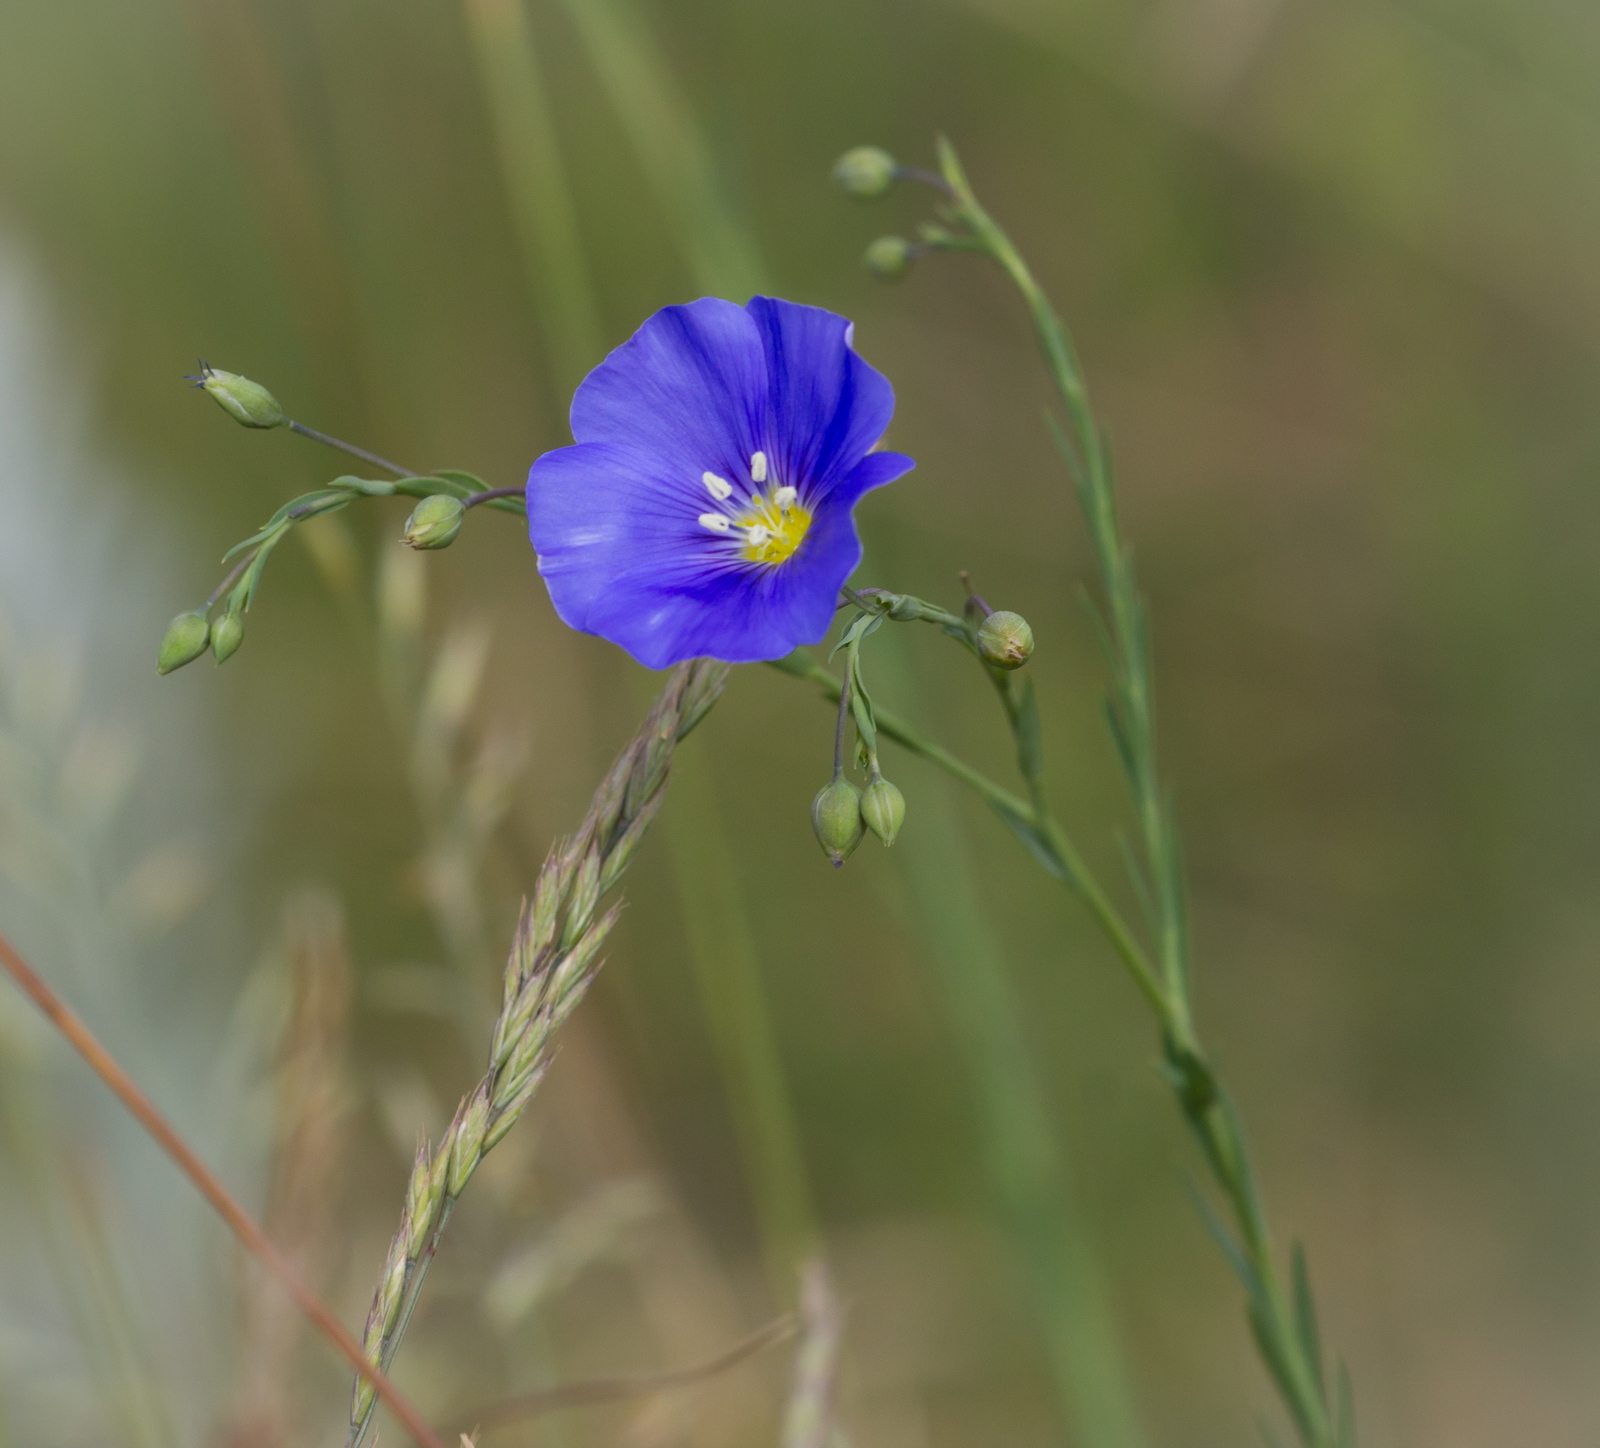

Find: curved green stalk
<box><xmin>795</xmin><ymin>140</ymin><xmax>1348</xmax><ymax>1448</ymax></box>
<box><xmin>768</xmin><ymin>652</ymin><xmax>1169</xmax><ymax>1024</ymax></box>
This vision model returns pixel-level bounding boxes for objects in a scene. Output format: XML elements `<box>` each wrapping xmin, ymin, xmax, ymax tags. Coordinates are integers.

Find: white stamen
<box><xmin>698</xmin><ymin>512</ymin><xmax>731</xmax><ymax>533</ymax></box>
<box><xmin>774</xmin><ymin>485</ymin><xmax>798</xmax><ymax>510</ymax></box>
<box><xmin>750</xmin><ymin>450</ymin><xmax>768</xmax><ymax>484</ymax></box>
<box><xmin>746</xmin><ymin>524</ymin><xmax>771</xmax><ymax>547</ymax></box>
<box><xmin>702</xmin><ymin>471</ymin><xmax>733</xmax><ymax>501</ymax></box>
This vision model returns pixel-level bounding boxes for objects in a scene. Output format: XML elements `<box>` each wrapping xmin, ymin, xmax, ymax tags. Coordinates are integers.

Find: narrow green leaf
<box><xmin>1013</xmin><ymin>676</ymin><xmax>1043</xmax><ymax>785</ymax></box>
<box><xmin>392</xmin><ymin>474</ymin><xmax>466</xmax><ymax>500</ymax></box>
<box><xmin>433</xmin><ymin>468</ymin><xmax>485</xmax><ymax>496</ymax></box>
<box><xmin>848</xmin><ymin>650</ymin><xmax>877</xmax><ymax>758</ymax></box>
<box><xmin>1103</xmin><ymin>696</ymin><xmax>1138</xmax><ymax>782</ymax></box>
<box><xmin>1248</xmin><ymin>1299</ymin><xmax>1316</xmax><ymax>1446</ymax></box>
<box><xmin>990</xmin><ymin>805</ymin><xmax>1066</xmax><ymax>879</ymax></box>
<box><xmin>1335</xmin><ymin>1360</ymin><xmax>1357</xmax><ymax>1448</ymax></box>
<box><xmin>227</xmin><ymin>525</ymin><xmax>285</xmax><ymax>615</ymax></box>
<box><xmin>220</xmin><ymin>528</ymin><xmax>273</xmax><ymax>566</ymax></box>
<box><xmin>1043</xmin><ymin>406</ymin><xmax>1087</xmax><ymax>489</ymax></box>
<box><xmin>1291</xmin><ymin>1241</ymin><xmax>1325</xmax><ymax>1400</ymax></box>
<box><xmin>331</xmin><ymin>474</ymin><xmax>398</xmax><ymax>496</ymax></box>
<box><xmin>827</xmin><ymin>611</ymin><xmax>872</xmax><ymax>661</ymax></box>
<box><xmin>1116</xmin><ymin>832</ymin><xmax>1159</xmax><ymax>938</ymax></box>
<box><xmin>1183</xmin><ymin>1179</ymin><xmax>1263</xmax><ymax>1302</ymax></box>
<box><xmin>1076</xmin><ymin>582</ymin><xmax>1119</xmax><ymax>676</ymax></box>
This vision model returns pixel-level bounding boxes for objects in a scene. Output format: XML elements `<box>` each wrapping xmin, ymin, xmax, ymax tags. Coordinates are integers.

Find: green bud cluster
<box><xmin>402</xmin><ymin>493</ymin><xmax>465</xmax><ymax>550</ymax></box>
<box><xmin>863</xmin><ymin>236</ymin><xmax>914</xmax><ymax>281</ymax></box>
<box><xmin>193</xmin><ymin>365</ymin><xmax>285</xmax><ymax>429</ymax></box>
<box><xmin>860</xmin><ymin>775</ymin><xmax>905</xmax><ymax>846</ymax></box>
<box><xmin>156</xmin><ymin>611</ymin><xmax>210</xmax><ymax>675</ymax></box>
<box><xmin>977</xmin><ymin>609</ymin><xmax>1034</xmax><ymax>669</ymax></box>
<box><xmin>812</xmin><ymin>768</ymin><xmax>907</xmax><ymax>864</ymax></box>
<box><xmin>831</xmin><ymin>146</ymin><xmax>898</xmax><ymax>200</ymax></box>
<box><xmin>210</xmin><ymin>610</ymin><xmax>244</xmax><ymax>664</ymax></box>
<box><xmin>811</xmin><ymin>775</ymin><xmax>865</xmax><ymax>867</ymax></box>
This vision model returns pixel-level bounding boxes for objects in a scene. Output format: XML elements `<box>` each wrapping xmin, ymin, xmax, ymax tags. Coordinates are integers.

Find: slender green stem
<box><xmin>831</xmin><ymin>669</ymin><xmax>851</xmax><ymax>777</ymax></box>
<box><xmin>767</xmin><ymin>653</ymin><xmax>1170</xmax><ymax>1024</ymax></box>
<box><xmin>287</xmin><ymin>419</ymin><xmax>415</xmax><ymax>478</ymax></box>
<box><xmin>462</xmin><ymin>485</ymin><xmax>526</xmax><ymax>511</ymax></box>
<box><xmin>860</xmin><ymin>139</ymin><xmax>1345</xmax><ymax>1448</ymax></box>
<box><xmin>204</xmin><ymin>553</ymin><xmax>252</xmax><ymax>612</ymax></box>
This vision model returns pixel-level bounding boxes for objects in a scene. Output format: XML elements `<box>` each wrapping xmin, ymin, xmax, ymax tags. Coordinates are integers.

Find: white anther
<box><xmin>750</xmin><ymin>451</ymin><xmax>768</xmax><ymax>484</ymax></box>
<box><xmin>774</xmin><ymin>485</ymin><xmax>798</xmax><ymax>510</ymax></box>
<box><xmin>698</xmin><ymin>512</ymin><xmax>731</xmax><ymax>533</ymax></box>
<box><xmin>746</xmin><ymin>524</ymin><xmax>771</xmax><ymax>547</ymax></box>
<box><xmin>702</xmin><ymin>471</ymin><xmax>733</xmax><ymax>501</ymax></box>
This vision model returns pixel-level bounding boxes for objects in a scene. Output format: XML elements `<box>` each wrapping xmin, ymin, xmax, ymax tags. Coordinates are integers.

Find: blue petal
<box><xmin>745</xmin><ymin>297</ymin><xmax>896</xmax><ymax>496</ymax></box>
<box><xmin>830</xmin><ymin>449</ymin><xmax>916</xmax><ymax>508</ymax></box>
<box><xmin>527</xmin><ymin>441</ymin><xmax>723</xmax><ymax>634</ymax></box>
<box><xmin>527</xmin><ymin>440</ymin><xmax>902</xmax><ymax>669</ymax></box>
<box><xmin>569</xmin><ymin>297</ymin><xmax>767</xmax><ymax>487</ymax></box>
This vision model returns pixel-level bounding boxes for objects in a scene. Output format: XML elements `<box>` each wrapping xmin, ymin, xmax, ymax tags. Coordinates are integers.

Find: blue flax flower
<box><xmin>526</xmin><ymin>296</ymin><xmax>914</xmax><ymax>669</ymax></box>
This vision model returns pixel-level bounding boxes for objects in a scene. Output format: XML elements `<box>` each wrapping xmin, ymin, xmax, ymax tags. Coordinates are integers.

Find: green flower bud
<box><xmin>403</xmin><ymin>493</ymin><xmax>465</xmax><ymax>550</ymax></box>
<box><xmin>863</xmin><ymin>236</ymin><xmax>914</xmax><ymax>282</ymax></box>
<box><xmin>811</xmin><ymin>776</ymin><xmax>864</xmax><ymax>867</ymax></box>
<box><xmin>193</xmin><ymin>365</ymin><xmax>285</xmax><ymax>428</ymax></box>
<box><xmin>210</xmin><ymin>610</ymin><xmax>244</xmax><ymax>664</ymax></box>
<box><xmin>831</xmin><ymin>146</ymin><xmax>898</xmax><ymax>200</ymax></box>
<box><xmin>977</xmin><ymin>609</ymin><xmax>1034</xmax><ymax>669</ymax></box>
<box><xmin>157</xmin><ymin>611</ymin><xmax>210</xmax><ymax>675</ymax></box>
<box><xmin>860</xmin><ymin>776</ymin><xmax>905</xmax><ymax>846</ymax></box>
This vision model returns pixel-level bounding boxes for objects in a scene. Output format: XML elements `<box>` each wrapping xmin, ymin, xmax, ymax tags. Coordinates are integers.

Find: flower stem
<box><xmin>831</xmin><ymin>668</ymin><xmax>851</xmax><ymax>777</ymax></box>
<box><xmin>845</xmin><ymin>138</ymin><xmax>1345</xmax><ymax>1448</ymax></box>
<box><xmin>768</xmin><ymin>653</ymin><xmax>1169</xmax><ymax>1023</ymax></box>
<box><xmin>287</xmin><ymin>419</ymin><xmax>416</xmax><ymax>478</ymax></box>
<box><xmin>462</xmin><ymin>484</ymin><xmax>527</xmax><ymax>510</ymax></box>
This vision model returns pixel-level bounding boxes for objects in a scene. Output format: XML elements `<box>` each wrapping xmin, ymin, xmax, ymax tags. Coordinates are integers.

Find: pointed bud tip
<box><xmin>831</xmin><ymin>146</ymin><xmax>898</xmax><ymax>200</ymax></box>
<box><xmin>977</xmin><ymin>610</ymin><xmax>1034</xmax><ymax>669</ymax></box>
<box><xmin>192</xmin><ymin>365</ymin><xmax>285</xmax><ymax>429</ymax></box>
<box><xmin>157</xmin><ymin>611</ymin><xmax>210</xmax><ymax>675</ymax></box>
<box><xmin>811</xmin><ymin>776</ymin><xmax>865</xmax><ymax>866</ymax></box>
<box><xmin>403</xmin><ymin>493</ymin><xmax>465</xmax><ymax>550</ymax></box>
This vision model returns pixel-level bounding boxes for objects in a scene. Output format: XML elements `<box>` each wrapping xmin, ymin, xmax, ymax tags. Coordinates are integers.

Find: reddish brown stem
<box><xmin>0</xmin><ymin>930</ymin><xmax>447</xmax><ymax>1448</ymax></box>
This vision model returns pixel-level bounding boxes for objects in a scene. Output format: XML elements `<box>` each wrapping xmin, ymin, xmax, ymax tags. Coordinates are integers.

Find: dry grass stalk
<box><xmin>225</xmin><ymin>892</ymin><xmax>353</xmax><ymax>1448</ymax></box>
<box><xmin>780</xmin><ymin>1259</ymin><xmax>846</xmax><ymax>1448</ymax></box>
<box><xmin>347</xmin><ymin>658</ymin><xmax>730</xmax><ymax>1446</ymax></box>
<box><xmin>0</xmin><ymin>929</ymin><xmax>446</xmax><ymax>1448</ymax></box>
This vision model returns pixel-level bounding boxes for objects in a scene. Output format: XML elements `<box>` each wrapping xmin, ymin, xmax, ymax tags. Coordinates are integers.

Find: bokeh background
<box><xmin>2</xmin><ymin>0</ymin><xmax>1599</xmax><ymax>1445</ymax></box>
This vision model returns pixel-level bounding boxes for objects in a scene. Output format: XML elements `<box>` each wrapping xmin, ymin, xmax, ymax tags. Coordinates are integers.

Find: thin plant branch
<box><xmin>462</xmin><ymin>485</ymin><xmax>526</xmax><ymax>511</ymax></box>
<box><xmin>454</xmin><ymin>1315</ymin><xmax>795</xmax><ymax>1435</ymax></box>
<box><xmin>288</xmin><ymin>419</ymin><xmax>416</xmax><ymax>478</ymax></box>
<box><xmin>0</xmin><ymin>930</ymin><xmax>448</xmax><ymax>1448</ymax></box>
<box><xmin>790</xmin><ymin>138</ymin><xmax>1347</xmax><ymax>1448</ymax></box>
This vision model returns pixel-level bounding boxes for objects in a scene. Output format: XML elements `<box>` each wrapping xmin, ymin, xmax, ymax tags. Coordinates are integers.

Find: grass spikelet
<box><xmin>346</xmin><ymin>658</ymin><xmax>729</xmax><ymax>1447</ymax></box>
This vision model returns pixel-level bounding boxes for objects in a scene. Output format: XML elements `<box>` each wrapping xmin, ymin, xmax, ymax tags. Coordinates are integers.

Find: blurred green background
<box><xmin>2</xmin><ymin>0</ymin><xmax>1599</xmax><ymax>1445</ymax></box>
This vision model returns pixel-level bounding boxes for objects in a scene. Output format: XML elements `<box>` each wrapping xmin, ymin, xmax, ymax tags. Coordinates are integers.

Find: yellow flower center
<box><xmin>737</xmin><ymin>490</ymin><xmax>812</xmax><ymax>565</ymax></box>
